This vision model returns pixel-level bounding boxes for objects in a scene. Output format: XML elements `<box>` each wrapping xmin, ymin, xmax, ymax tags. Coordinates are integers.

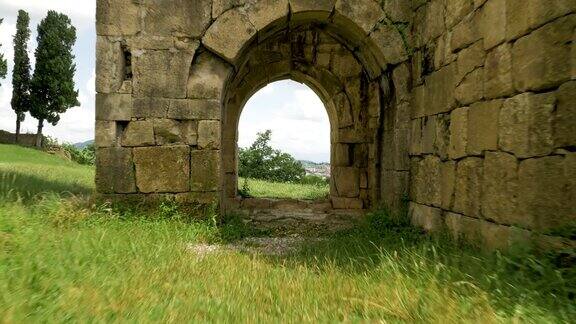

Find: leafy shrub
<box><xmin>61</xmin><ymin>143</ymin><xmax>95</xmax><ymax>165</ymax></box>
<box><xmin>239</xmin><ymin>130</ymin><xmax>306</xmax><ymax>183</ymax></box>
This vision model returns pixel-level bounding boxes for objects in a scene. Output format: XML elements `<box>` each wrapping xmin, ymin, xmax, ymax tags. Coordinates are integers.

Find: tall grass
<box><xmin>0</xmin><ymin>144</ymin><xmax>574</xmax><ymax>322</ymax></box>
<box><xmin>239</xmin><ymin>177</ymin><xmax>329</xmax><ymax>200</ymax></box>
<box><xmin>0</xmin><ymin>198</ymin><xmax>574</xmax><ymax>322</ymax></box>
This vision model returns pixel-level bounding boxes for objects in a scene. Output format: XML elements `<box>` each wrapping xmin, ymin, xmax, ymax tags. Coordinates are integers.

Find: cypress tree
<box><xmin>11</xmin><ymin>10</ymin><xmax>32</xmax><ymax>143</ymax></box>
<box><xmin>30</xmin><ymin>11</ymin><xmax>79</xmax><ymax>148</ymax></box>
<box><xmin>0</xmin><ymin>18</ymin><xmax>8</xmax><ymax>85</ymax></box>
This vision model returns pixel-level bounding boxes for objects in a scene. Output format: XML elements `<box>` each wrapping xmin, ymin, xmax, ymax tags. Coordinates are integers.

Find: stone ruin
<box><xmin>95</xmin><ymin>0</ymin><xmax>575</xmax><ymax>250</ymax></box>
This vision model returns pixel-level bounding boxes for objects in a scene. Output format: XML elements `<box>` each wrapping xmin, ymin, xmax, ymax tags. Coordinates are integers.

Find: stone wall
<box><xmin>0</xmin><ymin>130</ymin><xmax>40</xmax><ymax>147</ymax></box>
<box><xmin>408</xmin><ymin>0</ymin><xmax>575</xmax><ymax>250</ymax></box>
<box><xmin>96</xmin><ymin>0</ymin><xmax>575</xmax><ymax>250</ymax></box>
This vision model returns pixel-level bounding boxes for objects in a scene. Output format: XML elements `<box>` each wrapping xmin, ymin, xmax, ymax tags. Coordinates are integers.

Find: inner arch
<box><xmin>238</xmin><ymin>80</ymin><xmax>330</xmax><ymax>163</ymax></box>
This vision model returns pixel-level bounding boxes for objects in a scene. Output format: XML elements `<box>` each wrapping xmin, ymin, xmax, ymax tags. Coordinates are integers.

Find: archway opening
<box><xmin>237</xmin><ymin>80</ymin><xmax>331</xmax><ymax>201</ymax></box>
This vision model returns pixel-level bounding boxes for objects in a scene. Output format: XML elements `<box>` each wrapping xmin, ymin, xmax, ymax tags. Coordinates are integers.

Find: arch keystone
<box><xmin>202</xmin><ymin>8</ymin><xmax>257</xmax><ymax>64</ymax></box>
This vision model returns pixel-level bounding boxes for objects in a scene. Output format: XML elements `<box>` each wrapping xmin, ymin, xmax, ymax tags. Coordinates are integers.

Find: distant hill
<box><xmin>74</xmin><ymin>140</ymin><xmax>94</xmax><ymax>149</ymax></box>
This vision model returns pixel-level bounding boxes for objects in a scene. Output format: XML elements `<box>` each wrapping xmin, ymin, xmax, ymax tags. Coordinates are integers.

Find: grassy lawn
<box><xmin>0</xmin><ymin>144</ymin><xmax>574</xmax><ymax>322</ymax></box>
<box><xmin>239</xmin><ymin>177</ymin><xmax>329</xmax><ymax>200</ymax></box>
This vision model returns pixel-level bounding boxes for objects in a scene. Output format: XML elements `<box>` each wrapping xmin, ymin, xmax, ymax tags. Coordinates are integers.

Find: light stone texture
<box><xmin>482</xmin><ymin>152</ymin><xmax>519</xmax><ymax>225</ymax></box>
<box><xmin>202</xmin><ymin>9</ymin><xmax>257</xmax><ymax>63</ymax></box>
<box><xmin>512</xmin><ymin>15</ymin><xmax>575</xmax><ymax>92</ymax></box>
<box><xmin>96</xmin><ymin>93</ymin><xmax>133</xmax><ymax>121</ymax></box>
<box><xmin>467</xmin><ymin>100</ymin><xmax>502</xmax><ymax>155</ymax></box>
<box><xmin>95</xmin><ymin>147</ymin><xmax>137</xmax><ymax>194</ymax></box>
<box><xmin>198</xmin><ymin>120</ymin><xmax>221</xmax><ymax>149</ymax></box>
<box><xmin>499</xmin><ymin>92</ymin><xmax>555</xmax><ymax>158</ymax></box>
<box><xmin>122</xmin><ymin>121</ymin><xmax>155</xmax><ymax>147</ymax></box>
<box><xmin>191</xmin><ymin>150</ymin><xmax>221</xmax><ymax>192</ymax></box>
<box><xmin>483</xmin><ymin>43</ymin><xmax>513</xmax><ymax>99</ymax></box>
<box><xmin>454</xmin><ymin>157</ymin><xmax>483</xmax><ymax>218</ymax></box>
<box><xmin>409</xmin><ymin>202</ymin><xmax>444</xmax><ymax>232</ymax></box>
<box><xmin>449</xmin><ymin>107</ymin><xmax>469</xmax><ymax>159</ymax></box>
<box><xmin>133</xmin><ymin>146</ymin><xmax>190</xmax><ymax>193</ymax></box>
<box><xmin>133</xmin><ymin>47</ymin><xmax>197</xmax><ymax>98</ymax></box>
<box><xmin>142</xmin><ymin>0</ymin><xmax>211</xmax><ymax>38</ymax></box>
<box><xmin>554</xmin><ymin>81</ymin><xmax>576</xmax><ymax>148</ymax></box>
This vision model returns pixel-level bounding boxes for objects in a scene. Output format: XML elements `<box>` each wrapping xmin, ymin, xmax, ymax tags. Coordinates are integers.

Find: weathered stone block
<box><xmin>96</xmin><ymin>93</ymin><xmax>133</xmax><ymax>121</ymax></box>
<box><xmin>203</xmin><ymin>9</ymin><xmax>257</xmax><ymax>63</ymax></box>
<box><xmin>333</xmin><ymin>143</ymin><xmax>351</xmax><ymax>167</ymax></box>
<box><xmin>451</xmin><ymin>11</ymin><xmax>482</xmax><ymax>51</ymax></box>
<box><xmin>382</xmin><ymin>0</ymin><xmax>412</xmax><ymax>23</ymax></box>
<box><xmin>499</xmin><ymin>92</ymin><xmax>555</xmax><ymax>158</ymax></box>
<box><xmin>133</xmin><ymin>47</ymin><xmax>197</xmax><ymax>98</ymax></box>
<box><xmin>245</xmin><ymin>0</ymin><xmax>289</xmax><ymax>32</ymax></box>
<box><xmin>333</xmin><ymin>167</ymin><xmax>360</xmax><ymax>198</ymax></box>
<box><xmin>96</xmin><ymin>0</ymin><xmax>140</xmax><ymax>36</ymax></box>
<box><xmin>457</xmin><ymin>41</ymin><xmax>485</xmax><ymax>81</ymax></box>
<box><xmin>512</xmin><ymin>15</ymin><xmax>575</xmax><ymax>92</ymax></box>
<box><xmin>96</xmin><ymin>37</ymin><xmax>124</xmax><ymax>93</ymax></box>
<box><xmin>142</xmin><ymin>0</ymin><xmax>211</xmax><ymax>38</ymax></box>
<box><xmin>212</xmin><ymin>0</ymin><xmax>242</xmax><ymax>18</ymax></box>
<box><xmin>445</xmin><ymin>212</ymin><xmax>482</xmax><ymax>243</ymax></box>
<box><xmin>153</xmin><ymin>119</ymin><xmax>179</xmax><ymax>145</ymax></box>
<box><xmin>423</xmin><ymin>63</ymin><xmax>458</xmax><ymax>115</ymax></box>
<box><xmin>410</xmin><ymin>202</ymin><xmax>444</xmax><ymax>232</ymax></box>
<box><xmin>95</xmin><ymin>121</ymin><xmax>117</xmax><ymax>148</ymax></box>
<box><xmin>479</xmin><ymin>0</ymin><xmax>506</xmax><ymax>50</ymax></box>
<box><xmin>441</xmin><ymin>161</ymin><xmax>456</xmax><ymax>210</ymax></box>
<box><xmin>446</xmin><ymin>0</ymin><xmax>473</xmax><ymax>28</ymax></box>
<box><xmin>181</xmin><ymin>121</ymin><xmax>198</xmax><ymax>146</ymax></box>
<box><xmin>331</xmin><ymin>197</ymin><xmax>363</xmax><ymax>209</ymax></box>
<box><xmin>289</xmin><ymin>0</ymin><xmax>335</xmax><ymax>15</ymax></box>
<box><xmin>554</xmin><ymin>81</ymin><xmax>576</xmax><ymax>148</ymax></box>
<box><xmin>331</xmin><ymin>52</ymin><xmax>362</xmax><ymax>80</ymax></box>
<box><xmin>519</xmin><ymin>156</ymin><xmax>573</xmax><ymax>231</ymax></box>
<box><xmin>449</xmin><ymin>107</ymin><xmax>469</xmax><ymax>159</ymax></box>
<box><xmin>187</xmin><ymin>52</ymin><xmax>232</xmax><ymax>100</ymax></box>
<box><xmin>455</xmin><ymin>68</ymin><xmax>483</xmax><ymax>105</ymax></box>
<box><xmin>368</xmin><ymin>23</ymin><xmax>408</xmax><ymax>67</ymax></box>
<box><xmin>133</xmin><ymin>146</ymin><xmax>190</xmax><ymax>193</ymax></box>
<box><xmin>420</xmin><ymin>0</ymin><xmax>446</xmax><ymax>43</ymax></box>
<box><xmin>480</xmin><ymin>222</ymin><xmax>532</xmax><ymax>251</ymax></box>
<box><xmin>484</xmin><ymin>43</ymin><xmax>513</xmax><ymax>99</ymax></box>
<box><xmin>506</xmin><ymin>0</ymin><xmax>576</xmax><ymax>40</ymax></box>
<box><xmin>410</xmin><ymin>155</ymin><xmax>441</xmax><ymax>207</ymax></box>
<box><xmin>167</xmin><ymin>99</ymin><xmax>221</xmax><ymax>120</ymax></box>
<box><xmin>122</xmin><ymin>121</ymin><xmax>155</xmax><ymax>147</ymax></box>
<box><xmin>467</xmin><ymin>100</ymin><xmax>502</xmax><ymax>155</ymax></box>
<box><xmin>334</xmin><ymin>0</ymin><xmax>384</xmax><ymax>36</ymax></box>
<box><xmin>95</xmin><ymin>147</ymin><xmax>136</xmax><ymax>193</ymax></box>
<box><xmin>198</xmin><ymin>120</ymin><xmax>221</xmax><ymax>149</ymax></box>
<box><xmin>190</xmin><ymin>150</ymin><xmax>220</xmax><ymax>192</ymax></box>
<box><xmin>454</xmin><ymin>157</ymin><xmax>483</xmax><ymax>218</ymax></box>
<box><xmin>482</xmin><ymin>152</ymin><xmax>519</xmax><ymax>225</ymax></box>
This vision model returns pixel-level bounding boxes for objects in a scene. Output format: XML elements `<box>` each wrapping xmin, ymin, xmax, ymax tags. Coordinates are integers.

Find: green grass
<box><xmin>0</xmin><ymin>144</ymin><xmax>94</xmax><ymax>201</ymax></box>
<box><xmin>239</xmin><ymin>177</ymin><xmax>329</xmax><ymax>200</ymax></box>
<box><xmin>0</xmin><ymin>144</ymin><xmax>574</xmax><ymax>322</ymax></box>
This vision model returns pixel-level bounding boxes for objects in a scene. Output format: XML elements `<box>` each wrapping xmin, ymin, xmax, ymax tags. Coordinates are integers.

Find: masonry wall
<box><xmin>408</xmin><ymin>0</ymin><xmax>575</xmax><ymax>250</ymax></box>
<box><xmin>95</xmin><ymin>0</ymin><xmax>575</xmax><ymax>251</ymax></box>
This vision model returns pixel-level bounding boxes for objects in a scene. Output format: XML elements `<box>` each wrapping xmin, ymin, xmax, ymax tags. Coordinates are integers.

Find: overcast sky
<box><xmin>0</xmin><ymin>1</ymin><xmax>330</xmax><ymax>162</ymax></box>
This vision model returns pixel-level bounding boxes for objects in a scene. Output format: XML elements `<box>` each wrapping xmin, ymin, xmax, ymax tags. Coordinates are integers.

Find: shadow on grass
<box><xmin>254</xmin><ymin>212</ymin><xmax>576</xmax><ymax>319</ymax></box>
<box><xmin>0</xmin><ymin>170</ymin><xmax>93</xmax><ymax>202</ymax></box>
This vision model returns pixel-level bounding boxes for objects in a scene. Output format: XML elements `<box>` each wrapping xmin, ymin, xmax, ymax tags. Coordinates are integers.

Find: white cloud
<box><xmin>0</xmin><ymin>0</ymin><xmax>95</xmax><ymax>30</ymax></box>
<box><xmin>239</xmin><ymin>81</ymin><xmax>331</xmax><ymax>162</ymax></box>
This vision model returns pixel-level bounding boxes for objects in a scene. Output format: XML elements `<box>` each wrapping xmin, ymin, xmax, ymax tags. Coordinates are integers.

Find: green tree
<box><xmin>30</xmin><ymin>11</ymin><xmax>79</xmax><ymax>147</ymax></box>
<box><xmin>0</xmin><ymin>18</ymin><xmax>8</xmax><ymax>85</ymax></box>
<box><xmin>239</xmin><ymin>130</ymin><xmax>306</xmax><ymax>183</ymax></box>
<box><xmin>11</xmin><ymin>10</ymin><xmax>32</xmax><ymax>143</ymax></box>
